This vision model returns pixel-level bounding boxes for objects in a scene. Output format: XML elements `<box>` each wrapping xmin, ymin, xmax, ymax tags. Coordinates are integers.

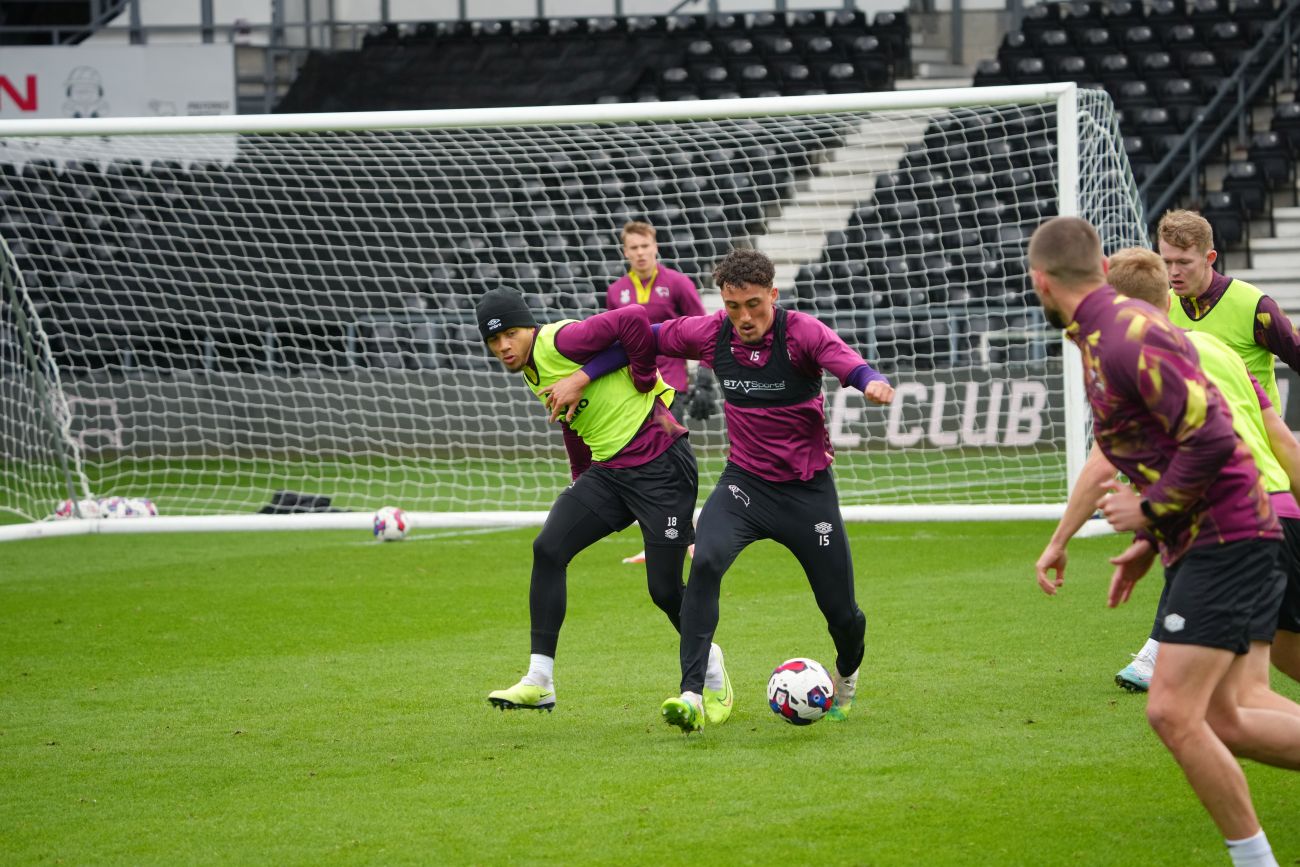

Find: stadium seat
<box><xmin>1234</xmin><ymin>0</ymin><xmax>1280</xmax><ymax>40</ymax></box>
<box><xmin>1032</xmin><ymin>28</ymin><xmax>1074</xmax><ymax>54</ymax></box>
<box><xmin>1103</xmin><ymin>0</ymin><xmax>1147</xmax><ymax>32</ymax></box>
<box><xmin>1011</xmin><ymin>57</ymin><xmax>1051</xmax><ymax>84</ymax></box>
<box><xmin>1270</xmin><ymin>101</ymin><xmax>1300</xmax><ymax>154</ymax></box>
<box><xmin>748</xmin><ymin>12</ymin><xmax>785</xmax><ymax>36</ymax></box>
<box><xmin>1200</xmin><ymin>189</ymin><xmax>1248</xmax><ymax>256</ymax></box>
<box><xmin>1188</xmin><ymin>0</ymin><xmax>1232</xmax><ymax>37</ymax></box>
<box><xmin>1178</xmin><ymin>49</ymin><xmax>1227</xmax><ymax>101</ymax></box>
<box><xmin>973</xmin><ymin>58</ymin><xmax>1009</xmax><ymax>87</ymax></box>
<box><xmin>1050</xmin><ymin>55</ymin><xmax>1091</xmax><ymax>84</ymax></box>
<box><xmin>1147</xmin><ymin>0</ymin><xmax>1188</xmax><ymax>41</ymax></box>
<box><xmin>997</xmin><ymin>31</ymin><xmax>1036</xmax><ymax>67</ymax></box>
<box><xmin>1095</xmin><ymin>52</ymin><xmax>1133</xmax><ymax>93</ymax></box>
<box><xmin>1115</xmin><ymin>79</ymin><xmax>1157</xmax><ymax>113</ymax></box>
<box><xmin>1221</xmin><ymin>160</ymin><xmax>1271</xmax><ymax>223</ymax></box>
<box><xmin>1247</xmin><ymin>130</ymin><xmax>1294</xmax><ymax>193</ymax></box>
<box><xmin>1075</xmin><ymin>26</ymin><xmax>1114</xmax><ymax>63</ymax></box>
<box><xmin>1159</xmin><ymin>77</ymin><xmax>1203</xmax><ymax>126</ymax></box>
<box><xmin>872</xmin><ymin>11</ymin><xmax>911</xmax><ymax>76</ymax></box>
<box><xmin>1019</xmin><ymin>2</ymin><xmax>1061</xmax><ymax>44</ymax></box>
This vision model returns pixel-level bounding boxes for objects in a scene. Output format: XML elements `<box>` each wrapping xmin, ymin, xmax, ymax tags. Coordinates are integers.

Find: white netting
<box><xmin>0</xmin><ymin>88</ymin><xmax>1144</xmax><ymax>526</ymax></box>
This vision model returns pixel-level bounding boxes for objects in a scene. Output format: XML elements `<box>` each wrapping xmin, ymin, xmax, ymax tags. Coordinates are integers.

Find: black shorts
<box><xmin>1278</xmin><ymin>517</ymin><xmax>1300</xmax><ymax>633</ymax></box>
<box><xmin>562</xmin><ymin>435</ymin><xmax>697</xmax><ymax>548</ymax></box>
<box><xmin>1157</xmin><ymin>539</ymin><xmax>1285</xmax><ymax>653</ymax></box>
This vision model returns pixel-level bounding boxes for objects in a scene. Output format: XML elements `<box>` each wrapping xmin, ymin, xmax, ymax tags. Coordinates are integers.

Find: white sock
<box><xmin>704</xmin><ymin>643</ymin><xmax>724</xmax><ymax>691</ymax></box>
<box><xmin>1139</xmin><ymin>637</ymin><xmax>1160</xmax><ymax>661</ymax></box>
<box><xmin>681</xmin><ymin>690</ymin><xmax>703</xmax><ymax>710</ymax></box>
<box><xmin>522</xmin><ymin>654</ymin><xmax>554</xmax><ymax>689</ymax></box>
<box><xmin>1226</xmin><ymin>829</ymin><xmax>1277</xmax><ymax>867</ymax></box>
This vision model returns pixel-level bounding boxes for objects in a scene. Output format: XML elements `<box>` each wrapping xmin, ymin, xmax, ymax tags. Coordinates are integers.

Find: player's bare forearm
<box><xmin>1053</xmin><ymin>444</ymin><xmax>1114</xmax><ymax>546</ymax></box>
<box><xmin>1263</xmin><ymin>407</ymin><xmax>1300</xmax><ymax>502</ymax></box>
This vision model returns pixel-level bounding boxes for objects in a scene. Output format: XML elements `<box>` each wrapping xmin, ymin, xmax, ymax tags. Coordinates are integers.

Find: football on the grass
<box><xmin>372</xmin><ymin>506</ymin><xmax>409</xmax><ymax>541</ymax></box>
<box><xmin>767</xmin><ymin>657</ymin><xmax>834</xmax><ymax>725</ymax></box>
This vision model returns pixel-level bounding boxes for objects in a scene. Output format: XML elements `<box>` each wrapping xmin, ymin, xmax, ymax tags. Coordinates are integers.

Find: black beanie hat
<box><xmin>475</xmin><ymin>287</ymin><xmax>537</xmax><ymax>341</ymax></box>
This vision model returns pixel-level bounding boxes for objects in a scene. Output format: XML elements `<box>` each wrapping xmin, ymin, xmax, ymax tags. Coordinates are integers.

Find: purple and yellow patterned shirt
<box><xmin>605</xmin><ymin>265</ymin><xmax>706</xmax><ymax>391</ymax></box>
<box><xmin>1070</xmin><ymin>286</ymin><xmax>1279</xmax><ymax>565</ymax></box>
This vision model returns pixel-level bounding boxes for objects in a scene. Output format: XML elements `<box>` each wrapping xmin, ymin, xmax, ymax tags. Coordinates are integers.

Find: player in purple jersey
<box><xmin>606</xmin><ymin>221</ymin><xmax>711</xmax><ymax>566</ymax></box>
<box><xmin>1037</xmin><ymin>247</ymin><xmax>1300</xmax><ymax>722</ymax></box>
<box><xmin>649</xmin><ymin>249</ymin><xmax>895</xmax><ymax>732</ymax></box>
<box><xmin>1029</xmin><ymin>217</ymin><xmax>1300</xmax><ymax>866</ymax></box>
<box><xmin>473</xmin><ymin>287</ymin><xmax>730</xmax><ymax>717</ymax></box>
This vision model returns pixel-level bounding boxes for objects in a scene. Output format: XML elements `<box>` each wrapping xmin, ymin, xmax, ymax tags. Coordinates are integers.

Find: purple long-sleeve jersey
<box><xmin>545</xmin><ymin>306</ymin><xmax>683</xmax><ymax>479</ymax></box>
<box><xmin>1070</xmin><ymin>286</ymin><xmax>1279</xmax><ymax>566</ymax></box>
<box><xmin>657</xmin><ymin>307</ymin><xmax>887</xmax><ymax>482</ymax></box>
<box><xmin>605</xmin><ymin>265</ymin><xmax>706</xmax><ymax>391</ymax></box>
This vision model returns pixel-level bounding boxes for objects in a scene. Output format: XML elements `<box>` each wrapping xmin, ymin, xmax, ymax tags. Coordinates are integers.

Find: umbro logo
<box><xmin>1164</xmin><ymin>613</ymin><xmax>1186</xmax><ymax>632</ymax></box>
<box><xmin>487</xmin><ymin>317</ymin><xmax>502</xmax><ymax>330</ymax></box>
<box><xmin>814</xmin><ymin>522</ymin><xmax>832</xmax><ymax>535</ymax></box>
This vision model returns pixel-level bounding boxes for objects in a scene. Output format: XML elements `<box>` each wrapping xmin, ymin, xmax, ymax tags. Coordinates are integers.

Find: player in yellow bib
<box><xmin>475</xmin><ymin>287</ymin><xmax>733</xmax><ymax>724</ymax></box>
<box><xmin>1036</xmin><ymin>248</ymin><xmax>1300</xmax><ymax>711</ymax></box>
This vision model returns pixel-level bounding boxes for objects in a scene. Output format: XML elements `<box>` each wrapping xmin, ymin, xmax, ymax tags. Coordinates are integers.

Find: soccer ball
<box><xmin>127</xmin><ymin>498</ymin><xmax>159</xmax><ymax>517</ymax></box>
<box><xmin>767</xmin><ymin>658</ymin><xmax>835</xmax><ymax>726</ymax></box>
<box><xmin>54</xmin><ymin>497</ymin><xmax>101</xmax><ymax>519</ymax></box>
<box><xmin>372</xmin><ymin>506</ymin><xmax>409</xmax><ymax>541</ymax></box>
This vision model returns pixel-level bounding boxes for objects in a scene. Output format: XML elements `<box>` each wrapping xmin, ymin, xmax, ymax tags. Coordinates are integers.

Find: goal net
<box><xmin>0</xmin><ymin>85</ymin><xmax>1145</xmax><ymax>537</ymax></box>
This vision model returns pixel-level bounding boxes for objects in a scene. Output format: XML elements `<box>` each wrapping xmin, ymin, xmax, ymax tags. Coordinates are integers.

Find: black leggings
<box><xmin>529</xmin><ymin>491</ymin><xmax>687</xmax><ymax>657</ymax></box>
<box><xmin>679</xmin><ymin>464</ymin><xmax>866</xmax><ymax>693</ymax></box>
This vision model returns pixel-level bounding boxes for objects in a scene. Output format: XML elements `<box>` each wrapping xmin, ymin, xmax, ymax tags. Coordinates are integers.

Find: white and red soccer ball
<box><xmin>372</xmin><ymin>506</ymin><xmax>410</xmax><ymax>541</ymax></box>
<box><xmin>767</xmin><ymin>657</ymin><xmax>835</xmax><ymax>725</ymax></box>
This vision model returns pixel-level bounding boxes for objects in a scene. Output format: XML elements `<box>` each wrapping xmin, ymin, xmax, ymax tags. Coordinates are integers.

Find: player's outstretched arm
<box><xmin>1036</xmin><ymin>443</ymin><xmax>1115</xmax><ymax>595</ymax></box>
<box><xmin>1263</xmin><ymin>406</ymin><xmax>1300</xmax><ymax>504</ymax></box>
<box><xmin>1107</xmin><ymin>537</ymin><xmax>1155</xmax><ymax>608</ymax></box>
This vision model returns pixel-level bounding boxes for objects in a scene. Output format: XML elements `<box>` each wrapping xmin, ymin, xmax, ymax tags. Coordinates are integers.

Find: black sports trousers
<box><xmin>678</xmin><ymin>462</ymin><xmax>866</xmax><ymax>693</ymax></box>
<box><xmin>528</xmin><ymin>435</ymin><xmax>697</xmax><ymax>658</ymax></box>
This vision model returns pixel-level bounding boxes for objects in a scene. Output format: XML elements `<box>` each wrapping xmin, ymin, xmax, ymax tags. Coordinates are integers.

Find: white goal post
<box><xmin>0</xmin><ymin>84</ymin><xmax>1145</xmax><ymax>540</ymax></box>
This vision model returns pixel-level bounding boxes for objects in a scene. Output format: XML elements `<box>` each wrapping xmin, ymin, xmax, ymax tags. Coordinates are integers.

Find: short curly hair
<box><xmin>713</xmin><ymin>248</ymin><xmax>775</xmax><ymax>290</ymax></box>
<box><xmin>1157</xmin><ymin>209</ymin><xmax>1213</xmax><ymax>253</ymax></box>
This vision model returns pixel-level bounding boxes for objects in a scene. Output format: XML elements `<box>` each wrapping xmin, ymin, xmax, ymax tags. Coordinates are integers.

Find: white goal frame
<box><xmin>0</xmin><ymin>83</ymin><xmax>1139</xmax><ymax>541</ymax></box>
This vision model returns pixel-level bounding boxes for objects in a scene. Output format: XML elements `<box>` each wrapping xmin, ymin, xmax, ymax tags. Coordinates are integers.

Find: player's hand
<box><xmin>864</xmin><ymin>380</ymin><xmax>894</xmax><ymax>405</ymax></box>
<box><xmin>539</xmin><ymin>372</ymin><xmax>590</xmax><ymax>424</ymax></box>
<box><xmin>1107</xmin><ymin>538</ymin><xmax>1155</xmax><ymax>608</ymax></box>
<box><xmin>1098</xmin><ymin>480</ymin><xmax>1147</xmax><ymax>532</ymax></box>
<box><xmin>1035</xmin><ymin>541</ymin><xmax>1068</xmax><ymax>595</ymax></box>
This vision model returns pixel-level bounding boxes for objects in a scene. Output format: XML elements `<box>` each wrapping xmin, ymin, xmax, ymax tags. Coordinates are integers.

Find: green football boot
<box><xmin>661</xmin><ymin>694</ymin><xmax>704</xmax><ymax>733</ymax></box>
<box><xmin>826</xmin><ymin>667</ymin><xmax>858</xmax><ymax>722</ymax></box>
<box><xmin>488</xmin><ymin>679</ymin><xmax>556</xmax><ymax>712</ymax></box>
<box><xmin>702</xmin><ymin>643</ymin><xmax>734</xmax><ymax>726</ymax></box>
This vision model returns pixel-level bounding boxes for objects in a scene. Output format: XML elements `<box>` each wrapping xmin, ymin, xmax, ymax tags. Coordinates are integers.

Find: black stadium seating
<box><xmin>277</xmin><ymin>11</ymin><xmax>911</xmax><ymax>112</ymax></box>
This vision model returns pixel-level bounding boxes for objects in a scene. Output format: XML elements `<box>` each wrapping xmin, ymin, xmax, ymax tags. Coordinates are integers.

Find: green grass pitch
<box><xmin>1</xmin><ymin>522</ymin><xmax>1297</xmax><ymax>865</ymax></box>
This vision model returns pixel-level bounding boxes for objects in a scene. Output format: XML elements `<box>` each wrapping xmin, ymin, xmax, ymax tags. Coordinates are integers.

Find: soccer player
<box><xmin>606</xmin><ymin>220</ymin><xmax>711</xmax><ymax>565</ymax></box>
<box><xmin>1029</xmin><ymin>217</ymin><xmax>1300</xmax><ymax>867</ymax></box>
<box><xmin>651</xmin><ymin>248</ymin><xmax>894</xmax><ymax>732</ymax></box>
<box><xmin>1111</xmin><ymin>209</ymin><xmax>1300</xmax><ymax>690</ymax></box>
<box><xmin>474</xmin><ymin>287</ymin><xmax>731</xmax><ymax>720</ymax></box>
<box><xmin>1037</xmin><ymin>247</ymin><xmax>1300</xmax><ymax>712</ymax></box>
